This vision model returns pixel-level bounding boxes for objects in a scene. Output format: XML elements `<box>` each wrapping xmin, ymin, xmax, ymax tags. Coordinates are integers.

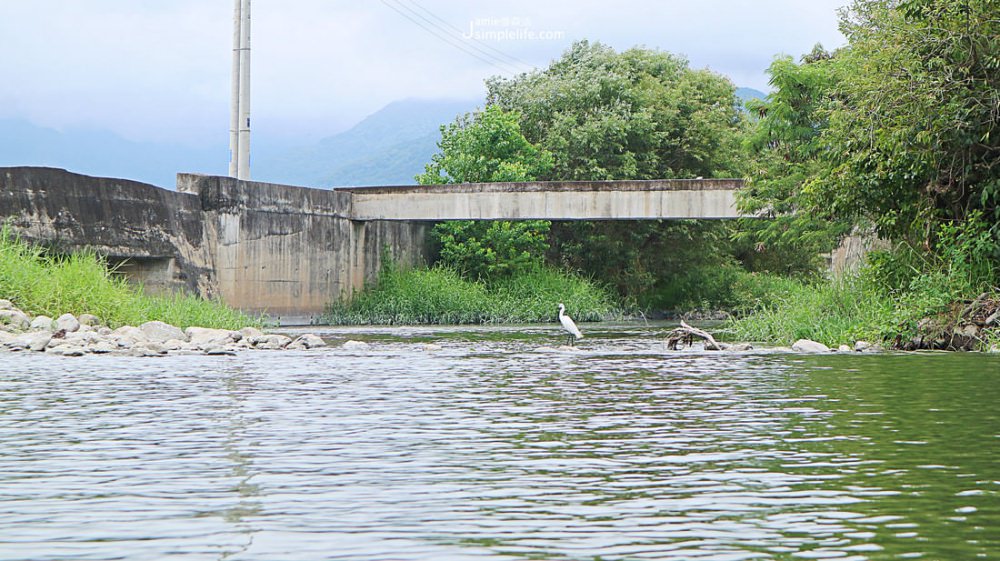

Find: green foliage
<box><xmin>325</xmin><ymin>260</ymin><xmax>620</xmax><ymax>325</ymax></box>
<box><xmin>0</xmin><ymin>227</ymin><xmax>257</xmax><ymax>329</ymax></box>
<box><xmin>416</xmin><ymin>105</ymin><xmax>553</xmax><ymax>185</ymax></box>
<box><xmin>430</xmin><ymin>220</ymin><xmax>550</xmax><ymax>281</ymax></box>
<box><xmin>418</xmin><ymin>105</ymin><xmax>554</xmax><ymax>281</ymax></box>
<box><xmin>815</xmin><ymin>0</ymin><xmax>1000</xmax><ymax>243</ymax></box>
<box><xmin>736</xmin><ymin>47</ymin><xmax>847</xmax><ymax>271</ymax></box>
<box><xmin>486</xmin><ymin>41</ymin><xmax>750</xmax><ymax>303</ymax></box>
<box><xmin>487</xmin><ymin>40</ymin><xmax>743</xmax><ymax>181</ymax></box>
<box><xmin>729</xmin><ymin>216</ymin><xmax>999</xmax><ymax>346</ymax></box>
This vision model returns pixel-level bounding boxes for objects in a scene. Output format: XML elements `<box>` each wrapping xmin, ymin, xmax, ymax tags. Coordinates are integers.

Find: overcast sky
<box><xmin>0</xmin><ymin>0</ymin><xmax>847</xmax><ymax>148</ymax></box>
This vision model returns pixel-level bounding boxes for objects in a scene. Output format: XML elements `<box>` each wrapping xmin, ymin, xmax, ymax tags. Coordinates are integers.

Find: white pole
<box><xmin>228</xmin><ymin>0</ymin><xmax>241</xmax><ymax>178</ymax></box>
<box><xmin>237</xmin><ymin>0</ymin><xmax>251</xmax><ymax>180</ymax></box>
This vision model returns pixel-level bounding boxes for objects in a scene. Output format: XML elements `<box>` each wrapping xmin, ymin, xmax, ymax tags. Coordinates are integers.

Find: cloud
<box><xmin>0</xmin><ymin>0</ymin><xmax>847</xmax><ymax>146</ymax></box>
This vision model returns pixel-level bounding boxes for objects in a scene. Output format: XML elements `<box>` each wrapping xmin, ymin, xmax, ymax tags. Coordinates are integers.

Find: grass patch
<box><xmin>1</xmin><ymin>227</ymin><xmax>258</xmax><ymax>329</ymax></box>
<box><xmin>325</xmin><ymin>262</ymin><xmax>621</xmax><ymax>325</ymax></box>
<box><xmin>727</xmin><ymin>243</ymin><xmax>999</xmax><ymax>348</ymax></box>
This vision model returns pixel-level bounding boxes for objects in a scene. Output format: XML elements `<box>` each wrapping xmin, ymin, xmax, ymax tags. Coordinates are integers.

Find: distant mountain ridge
<box><xmin>1</xmin><ymin>89</ymin><xmax>766</xmax><ymax>189</ymax></box>
<box><xmin>253</xmin><ymin>98</ymin><xmax>478</xmax><ymax>187</ymax></box>
<box><xmin>0</xmin><ymin>119</ymin><xmax>226</xmax><ymax>189</ymax></box>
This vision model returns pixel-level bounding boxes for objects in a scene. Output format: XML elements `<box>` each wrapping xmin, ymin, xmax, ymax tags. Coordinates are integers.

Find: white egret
<box><xmin>557</xmin><ymin>303</ymin><xmax>584</xmax><ymax>346</ymax></box>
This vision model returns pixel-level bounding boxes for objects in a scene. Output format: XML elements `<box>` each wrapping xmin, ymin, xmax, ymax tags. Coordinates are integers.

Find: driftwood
<box><xmin>665</xmin><ymin>321</ymin><xmax>724</xmax><ymax>351</ymax></box>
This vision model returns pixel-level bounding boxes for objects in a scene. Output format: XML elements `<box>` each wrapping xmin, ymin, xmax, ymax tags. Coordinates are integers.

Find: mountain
<box><xmin>736</xmin><ymin>87</ymin><xmax>767</xmax><ymax>104</ymax></box>
<box><xmin>0</xmin><ymin>119</ymin><xmax>225</xmax><ymax>188</ymax></box>
<box><xmin>254</xmin><ymin>98</ymin><xmax>478</xmax><ymax>188</ymax></box>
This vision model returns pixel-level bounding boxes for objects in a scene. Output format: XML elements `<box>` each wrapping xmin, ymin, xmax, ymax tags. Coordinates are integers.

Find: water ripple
<box><xmin>1</xmin><ymin>325</ymin><xmax>998</xmax><ymax>560</ymax></box>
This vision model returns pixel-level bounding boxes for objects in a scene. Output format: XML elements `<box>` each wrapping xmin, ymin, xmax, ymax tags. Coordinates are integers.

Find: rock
<box><xmin>78</xmin><ymin>314</ymin><xmax>101</xmax><ymax>326</ymax></box>
<box><xmin>97</xmin><ymin>327</ymin><xmax>112</xmax><ymax>336</ymax></box>
<box><xmin>288</xmin><ymin>333</ymin><xmax>326</xmax><ymax>350</ymax></box>
<box><xmin>248</xmin><ymin>334</ymin><xmax>292</xmax><ymax>350</ymax></box>
<box><xmin>854</xmin><ymin>341</ymin><xmax>872</xmax><ymax>352</ymax></box>
<box><xmin>0</xmin><ymin>299</ymin><xmax>15</xmax><ymax>310</ymax></box>
<box><xmin>5</xmin><ymin>332</ymin><xmax>52</xmax><ymax>352</ymax></box>
<box><xmin>88</xmin><ymin>341</ymin><xmax>117</xmax><ymax>354</ymax></box>
<box><xmin>132</xmin><ymin>342</ymin><xmax>168</xmax><ymax>356</ymax></box>
<box><xmin>792</xmin><ymin>339</ymin><xmax>831</xmax><ymax>353</ymax></box>
<box><xmin>239</xmin><ymin>326</ymin><xmax>265</xmax><ymax>339</ymax></box>
<box><xmin>65</xmin><ymin>331</ymin><xmax>102</xmax><ymax>345</ymax></box>
<box><xmin>54</xmin><ymin>313</ymin><xmax>81</xmax><ymax>333</ymax></box>
<box><xmin>725</xmin><ymin>343</ymin><xmax>754</xmax><ymax>352</ymax></box>
<box><xmin>342</xmin><ymin>340</ymin><xmax>370</xmax><ymax>350</ymax></box>
<box><xmin>985</xmin><ymin>309</ymin><xmax>1000</xmax><ymax>327</ymax></box>
<box><xmin>420</xmin><ymin>343</ymin><xmax>443</xmax><ymax>351</ymax></box>
<box><xmin>30</xmin><ymin>315</ymin><xmax>54</xmax><ymax>331</ymax></box>
<box><xmin>46</xmin><ymin>344</ymin><xmax>85</xmax><ymax>357</ymax></box>
<box><xmin>838</xmin><ymin>344</ymin><xmax>852</xmax><ymax>352</ymax></box>
<box><xmin>204</xmin><ymin>346</ymin><xmax>238</xmax><ymax>356</ymax></box>
<box><xmin>162</xmin><ymin>339</ymin><xmax>189</xmax><ymax>351</ymax></box>
<box><xmin>0</xmin><ymin>309</ymin><xmax>31</xmax><ymax>331</ymax></box>
<box><xmin>185</xmin><ymin>326</ymin><xmax>241</xmax><ymax>348</ymax></box>
<box><xmin>112</xmin><ymin>326</ymin><xmax>148</xmax><ymax>347</ymax></box>
<box><xmin>140</xmin><ymin>321</ymin><xmax>187</xmax><ymax>343</ymax></box>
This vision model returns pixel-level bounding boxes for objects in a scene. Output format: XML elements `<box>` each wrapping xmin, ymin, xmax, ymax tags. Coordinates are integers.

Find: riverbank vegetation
<box><xmin>330</xmin><ymin>0</ymin><xmax>999</xmax><ymax>349</ymax></box>
<box><xmin>0</xmin><ymin>228</ymin><xmax>257</xmax><ymax>330</ymax></box>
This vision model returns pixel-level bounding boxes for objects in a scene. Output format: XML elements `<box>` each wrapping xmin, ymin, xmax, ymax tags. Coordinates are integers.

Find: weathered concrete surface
<box><xmin>346</xmin><ymin>179</ymin><xmax>746</xmax><ymax>221</ymax></box>
<box><xmin>0</xmin><ymin>166</ymin><xmax>214</xmax><ymax>297</ymax></box>
<box><xmin>1</xmin><ymin>167</ymin><xmax>428</xmax><ymax>322</ymax></box>
<box><xmin>178</xmin><ymin>174</ymin><xmax>427</xmax><ymax>322</ymax></box>
<box><xmin>1</xmin><ymin>167</ymin><xmax>745</xmax><ymax>322</ymax></box>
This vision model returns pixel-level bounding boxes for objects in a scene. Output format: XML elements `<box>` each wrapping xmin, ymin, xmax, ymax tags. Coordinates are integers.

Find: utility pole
<box><xmin>229</xmin><ymin>0</ymin><xmax>251</xmax><ymax>180</ymax></box>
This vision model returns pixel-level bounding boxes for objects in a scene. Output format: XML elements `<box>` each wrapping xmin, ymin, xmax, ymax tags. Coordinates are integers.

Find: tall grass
<box><xmin>727</xmin><ymin>228</ymin><xmax>999</xmax><ymax>347</ymax></box>
<box><xmin>326</xmin><ymin>261</ymin><xmax>621</xmax><ymax>325</ymax></box>
<box><xmin>0</xmin><ymin>228</ymin><xmax>258</xmax><ymax>329</ymax></box>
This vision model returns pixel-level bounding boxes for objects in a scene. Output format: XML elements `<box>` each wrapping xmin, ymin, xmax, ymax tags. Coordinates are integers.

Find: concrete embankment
<box><xmin>0</xmin><ymin>167</ymin><xmax>428</xmax><ymax>323</ymax></box>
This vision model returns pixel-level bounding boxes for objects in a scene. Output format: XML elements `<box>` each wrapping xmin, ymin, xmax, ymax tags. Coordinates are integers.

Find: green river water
<box><xmin>0</xmin><ymin>323</ymin><xmax>997</xmax><ymax>560</ymax></box>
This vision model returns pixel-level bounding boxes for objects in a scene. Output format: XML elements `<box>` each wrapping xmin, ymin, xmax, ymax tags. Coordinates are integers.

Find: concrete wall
<box><xmin>178</xmin><ymin>174</ymin><xmax>427</xmax><ymax>323</ymax></box>
<box><xmin>1</xmin><ymin>167</ymin><xmax>428</xmax><ymax>323</ymax></box>
<box><xmin>1</xmin><ymin>167</ymin><xmax>746</xmax><ymax>322</ymax></box>
<box><xmin>347</xmin><ymin>179</ymin><xmax>746</xmax><ymax>221</ymax></box>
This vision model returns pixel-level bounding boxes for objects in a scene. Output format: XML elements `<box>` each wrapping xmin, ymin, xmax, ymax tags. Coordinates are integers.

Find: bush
<box><xmin>0</xmin><ymin>227</ymin><xmax>258</xmax><ymax>329</ymax></box>
<box><xmin>325</xmin><ymin>261</ymin><xmax>621</xmax><ymax>325</ymax></box>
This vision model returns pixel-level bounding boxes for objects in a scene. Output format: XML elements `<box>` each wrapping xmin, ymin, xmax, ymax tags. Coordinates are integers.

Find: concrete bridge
<box><xmin>1</xmin><ymin>167</ymin><xmax>746</xmax><ymax>322</ymax></box>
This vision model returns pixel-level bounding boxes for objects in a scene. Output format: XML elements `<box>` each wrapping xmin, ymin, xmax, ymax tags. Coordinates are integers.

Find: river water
<box><xmin>1</xmin><ymin>323</ymin><xmax>998</xmax><ymax>560</ymax></box>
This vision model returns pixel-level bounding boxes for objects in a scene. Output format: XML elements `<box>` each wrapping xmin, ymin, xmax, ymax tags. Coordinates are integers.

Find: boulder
<box><xmin>5</xmin><ymin>332</ymin><xmax>52</xmax><ymax>352</ymax></box>
<box><xmin>725</xmin><ymin>343</ymin><xmax>754</xmax><ymax>352</ymax></box>
<box><xmin>112</xmin><ymin>326</ymin><xmax>148</xmax><ymax>347</ymax></box>
<box><xmin>287</xmin><ymin>334</ymin><xmax>326</xmax><ymax>350</ymax></box>
<box><xmin>30</xmin><ymin>315</ymin><xmax>54</xmax><ymax>331</ymax></box>
<box><xmin>838</xmin><ymin>344</ymin><xmax>852</xmax><ymax>352</ymax></box>
<box><xmin>249</xmin><ymin>334</ymin><xmax>292</xmax><ymax>350</ymax></box>
<box><xmin>46</xmin><ymin>344</ymin><xmax>85</xmax><ymax>357</ymax></box>
<box><xmin>0</xmin><ymin>299</ymin><xmax>15</xmax><ymax>310</ymax></box>
<box><xmin>55</xmin><ymin>313</ymin><xmax>81</xmax><ymax>333</ymax></box>
<box><xmin>240</xmin><ymin>326</ymin><xmax>265</xmax><ymax>339</ymax></box>
<box><xmin>140</xmin><ymin>321</ymin><xmax>187</xmax><ymax>343</ymax></box>
<box><xmin>342</xmin><ymin>340</ymin><xmax>370</xmax><ymax>350</ymax></box>
<box><xmin>88</xmin><ymin>341</ymin><xmax>117</xmax><ymax>354</ymax></box>
<box><xmin>854</xmin><ymin>341</ymin><xmax>873</xmax><ymax>352</ymax></box>
<box><xmin>185</xmin><ymin>327</ymin><xmax>241</xmax><ymax>348</ymax></box>
<box><xmin>792</xmin><ymin>339</ymin><xmax>831</xmax><ymax>353</ymax></box>
<box><xmin>0</xmin><ymin>309</ymin><xmax>30</xmax><ymax>331</ymax></box>
<box><xmin>78</xmin><ymin>314</ymin><xmax>101</xmax><ymax>326</ymax></box>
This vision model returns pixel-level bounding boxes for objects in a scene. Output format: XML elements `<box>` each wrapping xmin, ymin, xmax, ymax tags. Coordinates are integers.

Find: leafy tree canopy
<box><xmin>417</xmin><ymin>106</ymin><xmax>552</xmax><ymax>281</ymax></box>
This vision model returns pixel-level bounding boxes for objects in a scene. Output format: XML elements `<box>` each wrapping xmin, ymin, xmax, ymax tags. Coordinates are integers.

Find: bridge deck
<box><xmin>344</xmin><ymin>179</ymin><xmax>747</xmax><ymax>221</ymax></box>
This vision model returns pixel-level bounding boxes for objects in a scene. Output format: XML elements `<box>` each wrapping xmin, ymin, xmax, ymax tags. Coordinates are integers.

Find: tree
<box><xmin>485</xmin><ymin>41</ymin><xmax>747</xmax><ymax>303</ymax></box>
<box><xmin>815</xmin><ymin>0</ymin><xmax>1000</xmax><ymax>247</ymax></box>
<box><xmin>417</xmin><ymin>106</ymin><xmax>553</xmax><ymax>281</ymax></box>
<box><xmin>735</xmin><ymin>46</ymin><xmax>848</xmax><ymax>275</ymax></box>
